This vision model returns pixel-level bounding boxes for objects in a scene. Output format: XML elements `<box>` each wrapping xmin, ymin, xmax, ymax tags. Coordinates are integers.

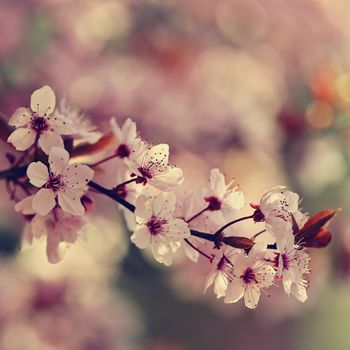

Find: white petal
<box><xmin>30</xmin><ymin>85</ymin><xmax>56</xmax><ymax>116</ymax></box>
<box><xmin>244</xmin><ymin>284</ymin><xmax>261</xmax><ymax>309</ymax></box>
<box><xmin>224</xmin><ymin>191</ymin><xmax>245</xmax><ymax>211</ymax></box>
<box><xmin>164</xmin><ymin>219</ymin><xmax>190</xmax><ymax>241</ymax></box>
<box><xmin>151</xmin><ymin>240</ymin><xmax>172</xmax><ymax>266</ymax></box>
<box><xmin>57</xmin><ymin>189</ymin><xmax>85</xmax><ymax>216</ymax></box>
<box><xmin>224</xmin><ymin>279</ymin><xmax>245</xmax><ymax>304</ymax></box>
<box><xmin>135</xmin><ymin>195</ymin><xmax>152</xmax><ymax>222</ymax></box>
<box><xmin>210</xmin><ymin>168</ymin><xmax>226</xmax><ymax>195</ymax></box>
<box><xmin>48</xmin><ymin>146</ymin><xmax>70</xmax><ymax>175</ymax></box>
<box><xmin>62</xmin><ymin>164</ymin><xmax>94</xmax><ymax>188</ymax></box>
<box><xmin>46</xmin><ymin>231</ymin><xmax>62</xmax><ymax>264</ymax></box>
<box><xmin>204</xmin><ymin>268</ymin><xmax>217</xmax><ymax>293</ymax></box>
<box><xmin>213</xmin><ymin>273</ymin><xmax>229</xmax><ymax>299</ymax></box>
<box><xmin>151</xmin><ymin>166</ymin><xmax>183</xmax><ymax>191</ymax></box>
<box><xmin>110</xmin><ymin>118</ymin><xmax>123</xmax><ymax>142</ymax></box>
<box><xmin>31</xmin><ymin>215</ymin><xmax>49</xmax><ymax>239</ymax></box>
<box><xmin>153</xmin><ymin>192</ymin><xmax>176</xmax><ymax>217</ymax></box>
<box><xmin>145</xmin><ymin>144</ymin><xmax>169</xmax><ymax>166</ymax></box>
<box><xmin>255</xmin><ymin>264</ymin><xmax>275</xmax><ymax>287</ymax></box>
<box><xmin>14</xmin><ymin>195</ymin><xmax>36</xmax><ymax>215</ymax></box>
<box><xmin>38</xmin><ymin>130</ymin><xmax>64</xmax><ymax>155</ymax></box>
<box><xmin>291</xmin><ymin>283</ymin><xmax>308</xmax><ymax>303</ymax></box>
<box><xmin>183</xmin><ymin>239</ymin><xmax>199</xmax><ymax>262</ymax></box>
<box><xmin>122</xmin><ymin>118</ymin><xmax>137</xmax><ymax>144</ymax></box>
<box><xmin>27</xmin><ymin>161</ymin><xmax>49</xmax><ymax>187</ymax></box>
<box><xmin>9</xmin><ymin>107</ymin><xmax>31</xmax><ymax>127</ymax></box>
<box><xmin>32</xmin><ymin>189</ymin><xmax>56</xmax><ymax>216</ymax></box>
<box><xmin>282</xmin><ymin>271</ymin><xmax>293</xmax><ymax>294</ymax></box>
<box><xmin>47</xmin><ymin>114</ymin><xmax>72</xmax><ymax>135</ymax></box>
<box><xmin>130</xmin><ymin>226</ymin><xmax>151</xmax><ymax>249</ymax></box>
<box><xmin>7</xmin><ymin>128</ymin><xmax>36</xmax><ymax>151</ymax></box>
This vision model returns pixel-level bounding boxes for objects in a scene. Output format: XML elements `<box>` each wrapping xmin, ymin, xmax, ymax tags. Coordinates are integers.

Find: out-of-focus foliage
<box><xmin>1</xmin><ymin>0</ymin><xmax>350</xmax><ymax>349</ymax></box>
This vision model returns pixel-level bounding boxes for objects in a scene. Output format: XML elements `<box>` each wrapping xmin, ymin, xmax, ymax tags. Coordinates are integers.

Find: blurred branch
<box><xmin>0</xmin><ymin>112</ymin><xmax>12</xmax><ymax>144</ymax></box>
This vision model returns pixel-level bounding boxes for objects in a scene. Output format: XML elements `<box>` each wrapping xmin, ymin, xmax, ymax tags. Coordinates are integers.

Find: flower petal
<box><xmin>150</xmin><ymin>166</ymin><xmax>183</xmax><ymax>191</ymax></box>
<box><xmin>57</xmin><ymin>189</ymin><xmax>85</xmax><ymax>216</ymax></box>
<box><xmin>48</xmin><ymin>146</ymin><xmax>70</xmax><ymax>175</ymax></box>
<box><xmin>135</xmin><ymin>195</ymin><xmax>152</xmax><ymax>222</ymax></box>
<box><xmin>210</xmin><ymin>168</ymin><xmax>226</xmax><ymax>195</ymax></box>
<box><xmin>122</xmin><ymin>118</ymin><xmax>137</xmax><ymax>145</ymax></box>
<box><xmin>30</xmin><ymin>85</ymin><xmax>56</xmax><ymax>116</ymax></box>
<box><xmin>47</xmin><ymin>114</ymin><xmax>72</xmax><ymax>135</ymax></box>
<box><xmin>130</xmin><ymin>226</ymin><xmax>151</xmax><ymax>249</ymax></box>
<box><xmin>38</xmin><ymin>130</ymin><xmax>64</xmax><ymax>155</ymax></box>
<box><xmin>244</xmin><ymin>284</ymin><xmax>261</xmax><ymax>309</ymax></box>
<box><xmin>62</xmin><ymin>164</ymin><xmax>94</xmax><ymax>188</ymax></box>
<box><xmin>15</xmin><ymin>195</ymin><xmax>36</xmax><ymax>215</ymax></box>
<box><xmin>224</xmin><ymin>279</ymin><xmax>244</xmax><ymax>304</ymax></box>
<box><xmin>32</xmin><ymin>189</ymin><xmax>56</xmax><ymax>216</ymax></box>
<box><xmin>164</xmin><ymin>218</ymin><xmax>190</xmax><ymax>241</ymax></box>
<box><xmin>27</xmin><ymin>161</ymin><xmax>49</xmax><ymax>187</ymax></box>
<box><xmin>7</xmin><ymin>128</ymin><xmax>36</xmax><ymax>151</ymax></box>
<box><xmin>9</xmin><ymin>107</ymin><xmax>31</xmax><ymax>127</ymax></box>
<box><xmin>46</xmin><ymin>230</ymin><xmax>63</xmax><ymax>264</ymax></box>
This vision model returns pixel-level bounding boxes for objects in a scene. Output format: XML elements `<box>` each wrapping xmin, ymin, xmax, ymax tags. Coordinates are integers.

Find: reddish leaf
<box><xmin>295</xmin><ymin>209</ymin><xmax>340</xmax><ymax>248</ymax></box>
<box><xmin>223</xmin><ymin>236</ymin><xmax>254</xmax><ymax>249</ymax></box>
<box><xmin>71</xmin><ymin>132</ymin><xmax>115</xmax><ymax>158</ymax></box>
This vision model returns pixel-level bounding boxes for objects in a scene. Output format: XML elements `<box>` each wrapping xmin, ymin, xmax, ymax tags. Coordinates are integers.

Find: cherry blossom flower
<box><xmin>27</xmin><ymin>146</ymin><xmax>94</xmax><ymax>216</ymax></box>
<box><xmin>128</xmin><ymin>143</ymin><xmax>183</xmax><ymax>191</ymax></box>
<box><xmin>251</xmin><ymin>186</ymin><xmax>302</xmax><ymax>235</ymax></box>
<box><xmin>56</xmin><ymin>97</ymin><xmax>102</xmax><ymax>144</ymax></box>
<box><xmin>224</xmin><ymin>243</ymin><xmax>275</xmax><ymax>309</ymax></box>
<box><xmin>175</xmin><ymin>190</ymin><xmax>215</xmax><ymax>262</ymax></box>
<box><xmin>110</xmin><ymin>117</ymin><xmax>139</xmax><ymax>159</ymax></box>
<box><xmin>7</xmin><ymin>86</ymin><xmax>72</xmax><ymax>154</ymax></box>
<box><xmin>15</xmin><ymin>195</ymin><xmax>88</xmax><ymax>263</ymax></box>
<box><xmin>203</xmin><ymin>168</ymin><xmax>244</xmax><ymax>222</ymax></box>
<box><xmin>274</xmin><ymin>233</ymin><xmax>310</xmax><ymax>302</ymax></box>
<box><xmin>131</xmin><ymin>192</ymin><xmax>190</xmax><ymax>266</ymax></box>
<box><xmin>204</xmin><ymin>246</ymin><xmax>240</xmax><ymax>298</ymax></box>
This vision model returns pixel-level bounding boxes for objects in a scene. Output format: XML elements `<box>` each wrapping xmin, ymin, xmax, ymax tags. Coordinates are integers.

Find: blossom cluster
<box><xmin>2</xmin><ymin>86</ymin><xmax>339</xmax><ymax>309</ymax></box>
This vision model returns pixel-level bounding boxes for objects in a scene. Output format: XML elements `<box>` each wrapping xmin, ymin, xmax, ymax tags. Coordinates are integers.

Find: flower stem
<box><xmin>114</xmin><ymin>177</ymin><xmax>139</xmax><ymax>191</ymax></box>
<box><xmin>216</xmin><ymin>214</ymin><xmax>254</xmax><ymax>234</ymax></box>
<box><xmin>184</xmin><ymin>238</ymin><xmax>213</xmax><ymax>262</ymax></box>
<box><xmin>88</xmin><ymin>181</ymin><xmax>136</xmax><ymax>212</ymax></box>
<box><xmin>186</xmin><ymin>206</ymin><xmax>209</xmax><ymax>223</ymax></box>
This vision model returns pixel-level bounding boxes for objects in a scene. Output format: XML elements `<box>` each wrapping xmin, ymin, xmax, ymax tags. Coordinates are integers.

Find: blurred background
<box><xmin>1</xmin><ymin>0</ymin><xmax>350</xmax><ymax>349</ymax></box>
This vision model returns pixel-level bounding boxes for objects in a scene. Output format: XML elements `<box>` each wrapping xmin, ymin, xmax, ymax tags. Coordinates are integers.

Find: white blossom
<box><xmin>175</xmin><ymin>190</ymin><xmax>213</xmax><ymax>262</ymax></box>
<box><xmin>110</xmin><ymin>117</ymin><xmax>139</xmax><ymax>159</ymax></box>
<box><xmin>274</xmin><ymin>233</ymin><xmax>310</xmax><ymax>302</ymax></box>
<box><xmin>56</xmin><ymin>97</ymin><xmax>102</xmax><ymax>144</ymax></box>
<box><xmin>131</xmin><ymin>192</ymin><xmax>190</xmax><ymax>266</ymax></box>
<box><xmin>203</xmin><ymin>168</ymin><xmax>244</xmax><ymax>223</ymax></box>
<box><xmin>252</xmin><ymin>186</ymin><xmax>302</xmax><ymax>235</ymax></box>
<box><xmin>15</xmin><ymin>195</ymin><xmax>88</xmax><ymax>263</ymax></box>
<box><xmin>224</xmin><ymin>243</ymin><xmax>275</xmax><ymax>309</ymax></box>
<box><xmin>204</xmin><ymin>246</ymin><xmax>240</xmax><ymax>298</ymax></box>
<box><xmin>27</xmin><ymin>147</ymin><xmax>94</xmax><ymax>216</ymax></box>
<box><xmin>7</xmin><ymin>86</ymin><xmax>72</xmax><ymax>154</ymax></box>
<box><xmin>128</xmin><ymin>143</ymin><xmax>183</xmax><ymax>191</ymax></box>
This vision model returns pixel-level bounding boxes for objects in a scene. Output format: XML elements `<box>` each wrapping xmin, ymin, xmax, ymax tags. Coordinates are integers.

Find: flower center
<box><xmin>253</xmin><ymin>207</ymin><xmax>265</xmax><ymax>222</ymax></box>
<box><xmin>45</xmin><ymin>175</ymin><xmax>62</xmax><ymax>191</ymax></box>
<box><xmin>138</xmin><ymin>167</ymin><xmax>153</xmax><ymax>179</ymax></box>
<box><xmin>31</xmin><ymin>116</ymin><xmax>48</xmax><ymax>132</ymax></box>
<box><xmin>116</xmin><ymin>144</ymin><xmax>130</xmax><ymax>158</ymax></box>
<box><xmin>205</xmin><ymin>196</ymin><xmax>222</xmax><ymax>211</ymax></box>
<box><xmin>147</xmin><ymin>216</ymin><xmax>167</xmax><ymax>236</ymax></box>
<box><xmin>241</xmin><ymin>267</ymin><xmax>256</xmax><ymax>284</ymax></box>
